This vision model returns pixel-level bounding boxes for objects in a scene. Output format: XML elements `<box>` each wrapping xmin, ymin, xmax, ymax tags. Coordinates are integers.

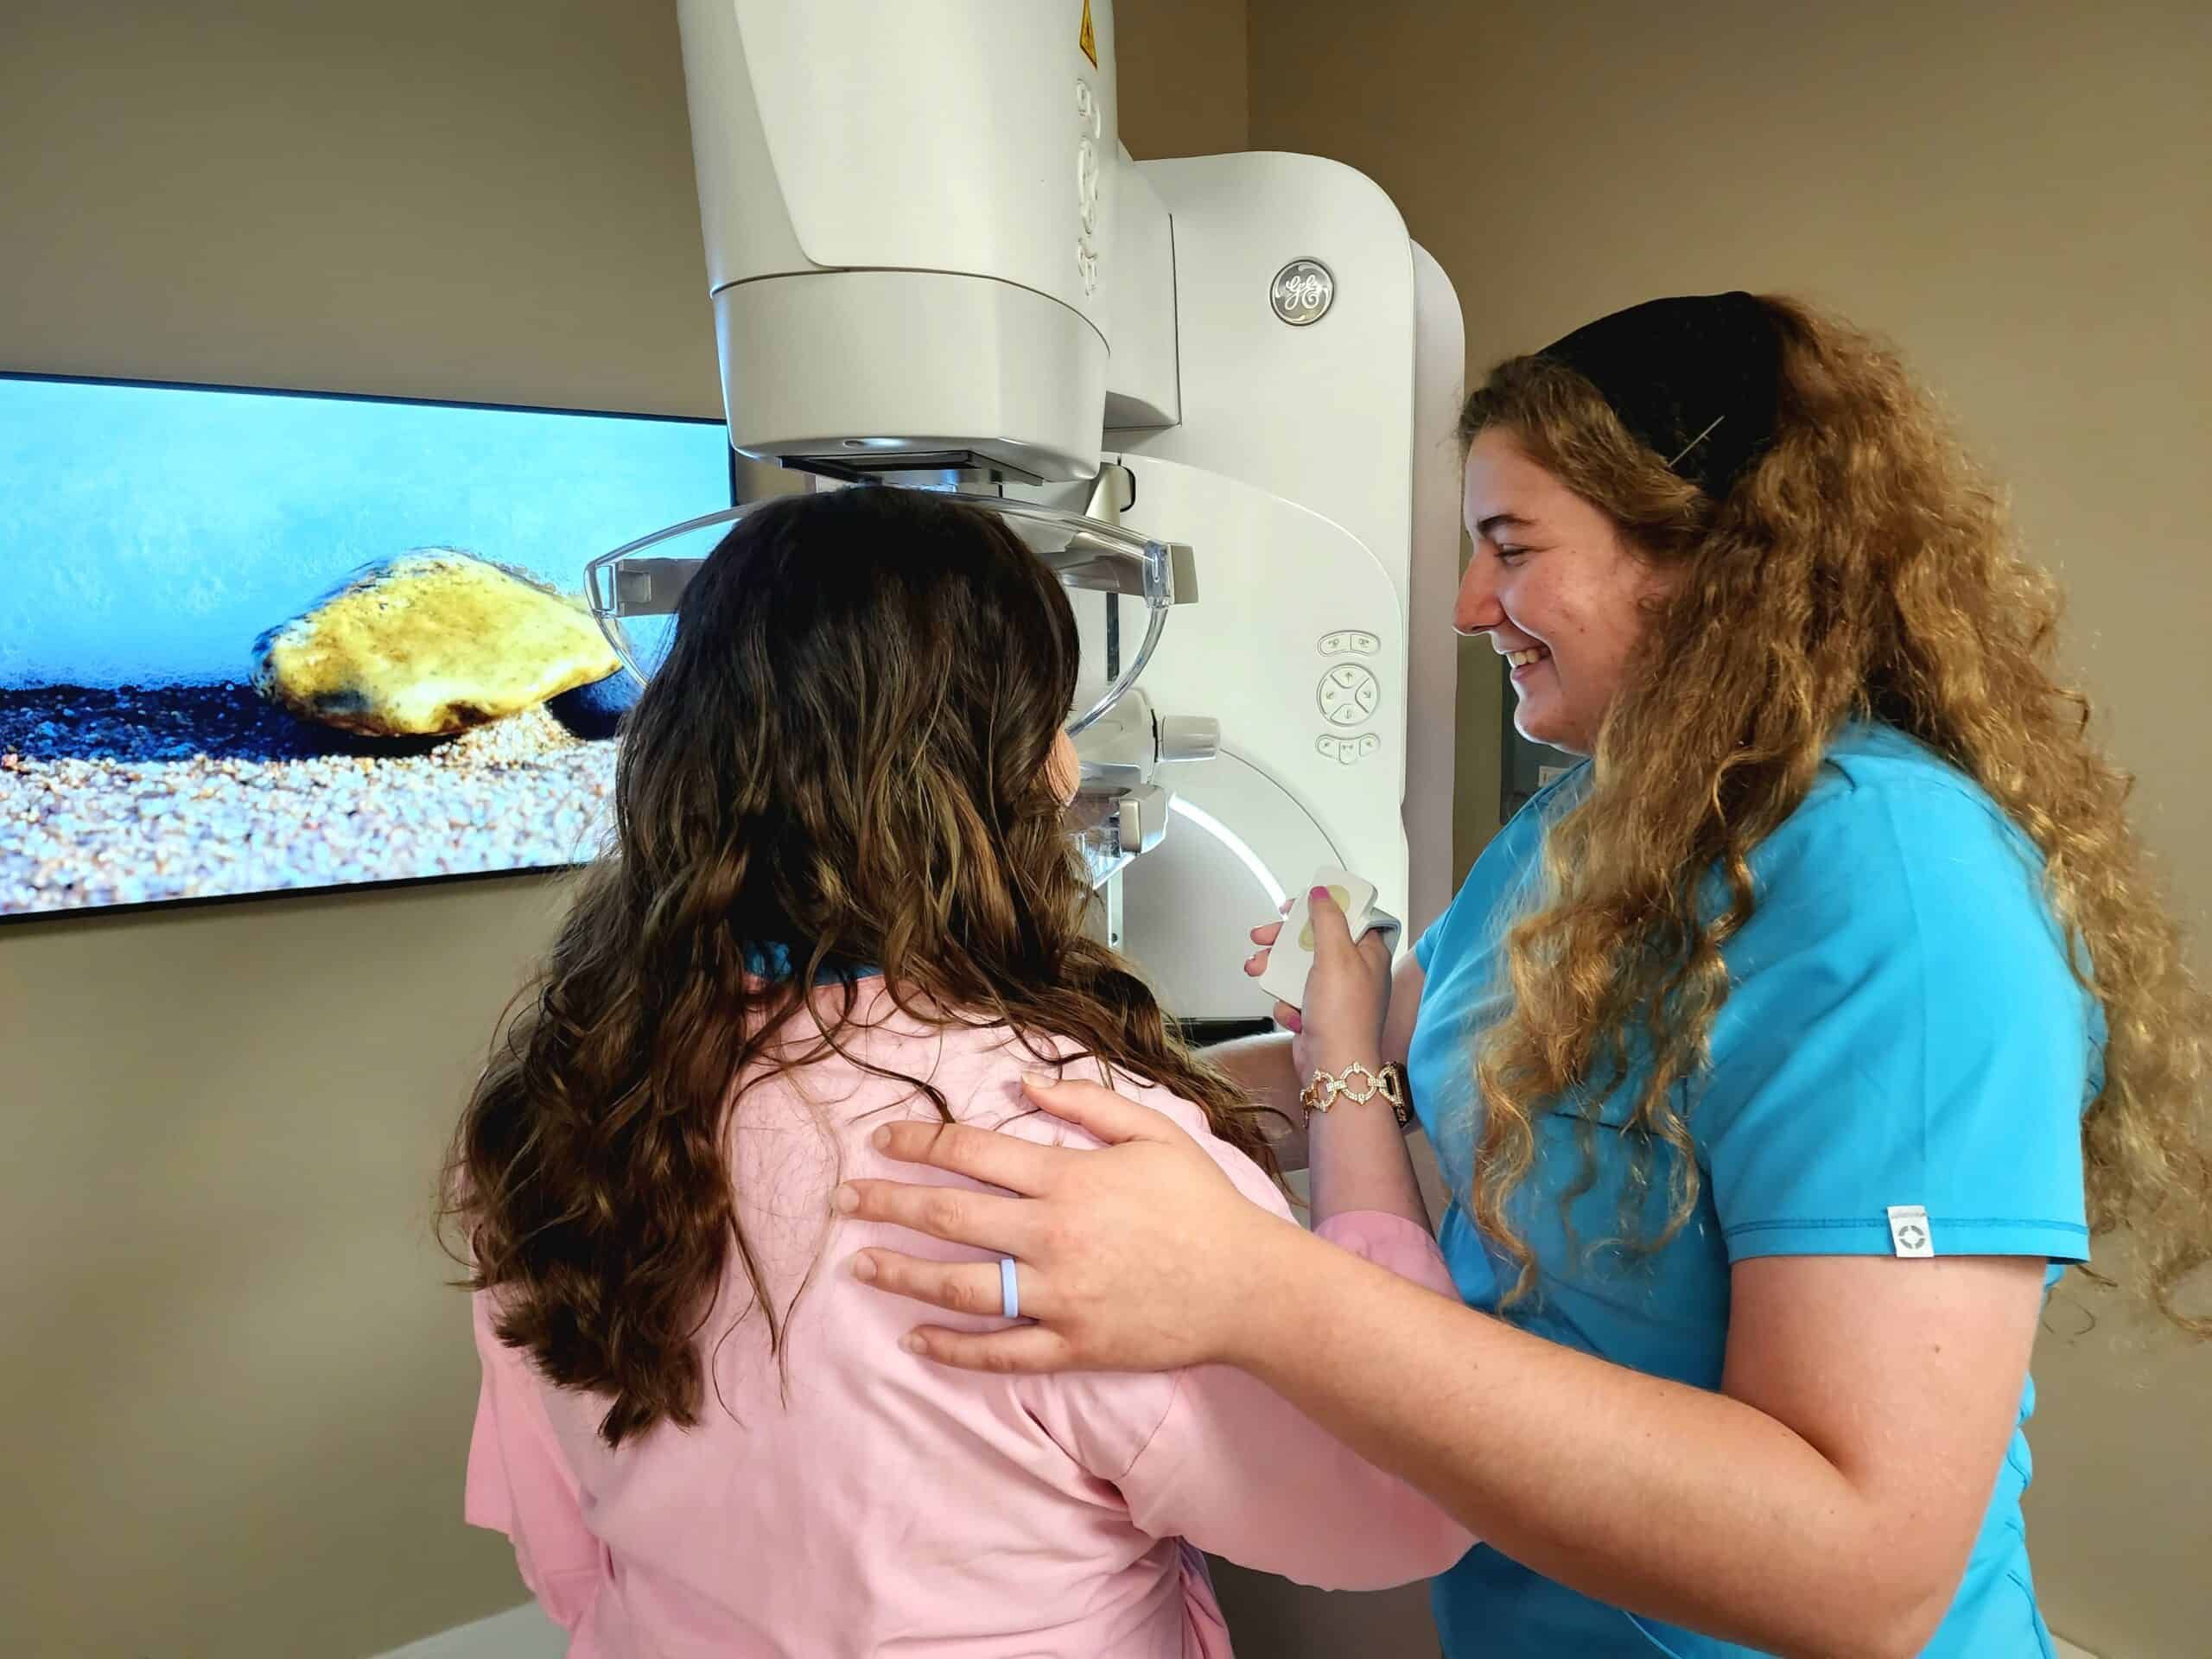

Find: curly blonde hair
<box><xmin>1459</xmin><ymin>294</ymin><xmax>2212</xmax><ymax>1333</ymax></box>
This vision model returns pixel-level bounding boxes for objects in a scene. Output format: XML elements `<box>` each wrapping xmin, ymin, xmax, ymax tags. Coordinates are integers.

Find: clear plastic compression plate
<box><xmin>582</xmin><ymin>490</ymin><xmax>1193</xmax><ymax>738</ymax></box>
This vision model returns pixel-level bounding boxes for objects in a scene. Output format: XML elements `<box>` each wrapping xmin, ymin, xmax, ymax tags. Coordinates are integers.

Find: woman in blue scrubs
<box><xmin>837</xmin><ymin>292</ymin><xmax>2211</xmax><ymax>1656</ymax></box>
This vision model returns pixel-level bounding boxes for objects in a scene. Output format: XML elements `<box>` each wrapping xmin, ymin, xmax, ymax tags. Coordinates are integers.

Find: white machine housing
<box><xmin>674</xmin><ymin>0</ymin><xmax>1465</xmax><ymax>1023</ymax></box>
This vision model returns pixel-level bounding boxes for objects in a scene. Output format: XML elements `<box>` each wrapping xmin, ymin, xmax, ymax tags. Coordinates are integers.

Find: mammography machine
<box><xmin>584</xmin><ymin>3</ymin><xmax>1470</xmax><ymax>1649</ymax></box>
<box><xmin>590</xmin><ymin>0</ymin><xmax>1467</xmax><ymax>1043</ymax></box>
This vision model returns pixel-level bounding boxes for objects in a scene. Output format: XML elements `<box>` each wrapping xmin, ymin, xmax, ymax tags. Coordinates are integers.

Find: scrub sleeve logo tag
<box><xmin>1886</xmin><ymin>1204</ymin><xmax>1936</xmax><ymax>1258</ymax></box>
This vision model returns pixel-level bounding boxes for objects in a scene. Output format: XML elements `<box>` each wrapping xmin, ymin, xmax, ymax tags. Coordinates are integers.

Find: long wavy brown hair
<box><xmin>1459</xmin><ymin>294</ymin><xmax>2211</xmax><ymax>1333</ymax></box>
<box><xmin>444</xmin><ymin>486</ymin><xmax>1276</xmax><ymax>1446</ymax></box>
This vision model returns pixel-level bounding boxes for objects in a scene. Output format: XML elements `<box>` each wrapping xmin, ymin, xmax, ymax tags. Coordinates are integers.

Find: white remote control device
<box><xmin>1256</xmin><ymin>866</ymin><xmax>1403</xmax><ymax>1014</ymax></box>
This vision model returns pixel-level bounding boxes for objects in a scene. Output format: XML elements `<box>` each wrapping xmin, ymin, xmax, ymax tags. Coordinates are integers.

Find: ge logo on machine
<box><xmin>1271</xmin><ymin>258</ymin><xmax>1334</xmax><ymax>326</ymax></box>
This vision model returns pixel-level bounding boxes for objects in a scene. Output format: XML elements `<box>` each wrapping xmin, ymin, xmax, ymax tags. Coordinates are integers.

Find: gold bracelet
<box><xmin>1300</xmin><ymin>1060</ymin><xmax>1410</xmax><ymax>1126</ymax></box>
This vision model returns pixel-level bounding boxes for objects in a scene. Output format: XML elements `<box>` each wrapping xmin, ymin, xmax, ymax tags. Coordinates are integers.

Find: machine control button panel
<box><xmin>1317</xmin><ymin>629</ymin><xmax>1381</xmax><ymax>657</ymax></box>
<box><xmin>1316</xmin><ymin>732</ymin><xmax>1382</xmax><ymax>766</ymax></box>
<box><xmin>1318</xmin><ymin>663</ymin><xmax>1380</xmax><ymax>726</ymax></box>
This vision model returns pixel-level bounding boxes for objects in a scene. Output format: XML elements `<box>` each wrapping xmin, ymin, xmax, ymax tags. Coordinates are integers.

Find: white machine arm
<box><xmin>677</xmin><ymin>0</ymin><xmax>1176</xmax><ymax>484</ymax></box>
<box><xmin>641</xmin><ymin>0</ymin><xmax>1467</xmax><ymax>1001</ymax></box>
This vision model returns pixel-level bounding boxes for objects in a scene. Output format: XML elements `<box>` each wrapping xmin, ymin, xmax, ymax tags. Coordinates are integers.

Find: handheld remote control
<box><xmin>1256</xmin><ymin>866</ymin><xmax>1402</xmax><ymax>1013</ymax></box>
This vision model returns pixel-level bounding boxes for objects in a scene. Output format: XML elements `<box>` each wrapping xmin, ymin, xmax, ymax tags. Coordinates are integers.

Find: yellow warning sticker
<box><xmin>1079</xmin><ymin>0</ymin><xmax>1097</xmax><ymax>67</ymax></box>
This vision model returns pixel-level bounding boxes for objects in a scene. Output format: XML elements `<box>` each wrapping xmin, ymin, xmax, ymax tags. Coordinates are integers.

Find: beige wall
<box><xmin>1249</xmin><ymin>2</ymin><xmax>2211</xmax><ymax>1655</ymax></box>
<box><xmin>1117</xmin><ymin>0</ymin><xmax>1249</xmax><ymax>159</ymax></box>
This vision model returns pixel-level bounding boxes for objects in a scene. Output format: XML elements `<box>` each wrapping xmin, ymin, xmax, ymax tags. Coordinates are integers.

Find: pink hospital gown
<box><xmin>467</xmin><ymin>982</ymin><xmax>1471</xmax><ymax>1656</ymax></box>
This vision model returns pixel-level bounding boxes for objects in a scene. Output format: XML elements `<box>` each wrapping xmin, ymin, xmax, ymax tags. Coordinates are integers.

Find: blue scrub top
<box><xmin>1407</xmin><ymin>722</ymin><xmax>2102</xmax><ymax>1658</ymax></box>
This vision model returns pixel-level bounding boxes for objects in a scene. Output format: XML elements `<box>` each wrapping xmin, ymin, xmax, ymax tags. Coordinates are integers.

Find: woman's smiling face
<box><xmin>1455</xmin><ymin>427</ymin><xmax>1681</xmax><ymax>754</ymax></box>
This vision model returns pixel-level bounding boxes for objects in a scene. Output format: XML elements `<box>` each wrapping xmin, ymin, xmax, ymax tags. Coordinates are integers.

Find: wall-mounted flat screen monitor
<box><xmin>0</xmin><ymin>372</ymin><xmax>734</xmax><ymax>921</ymax></box>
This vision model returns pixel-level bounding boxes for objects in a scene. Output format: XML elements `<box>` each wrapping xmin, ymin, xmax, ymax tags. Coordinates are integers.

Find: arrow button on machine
<box><xmin>1318</xmin><ymin>664</ymin><xmax>1382</xmax><ymax>728</ymax></box>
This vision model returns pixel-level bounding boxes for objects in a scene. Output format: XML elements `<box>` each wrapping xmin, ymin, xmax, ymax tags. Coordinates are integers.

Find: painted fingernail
<box><xmin>832</xmin><ymin>1185</ymin><xmax>859</xmax><ymax>1214</ymax></box>
<box><xmin>902</xmin><ymin>1332</ymin><xmax>927</xmax><ymax>1355</ymax></box>
<box><xmin>850</xmin><ymin>1254</ymin><xmax>876</xmax><ymax>1282</ymax></box>
<box><xmin>1311</xmin><ymin>886</ymin><xmax>1329</xmax><ymax>901</ymax></box>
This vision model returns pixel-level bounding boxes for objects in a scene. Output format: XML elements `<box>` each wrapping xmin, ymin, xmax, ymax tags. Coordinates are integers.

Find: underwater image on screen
<box><xmin>0</xmin><ymin>374</ymin><xmax>732</xmax><ymax>918</ymax></box>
